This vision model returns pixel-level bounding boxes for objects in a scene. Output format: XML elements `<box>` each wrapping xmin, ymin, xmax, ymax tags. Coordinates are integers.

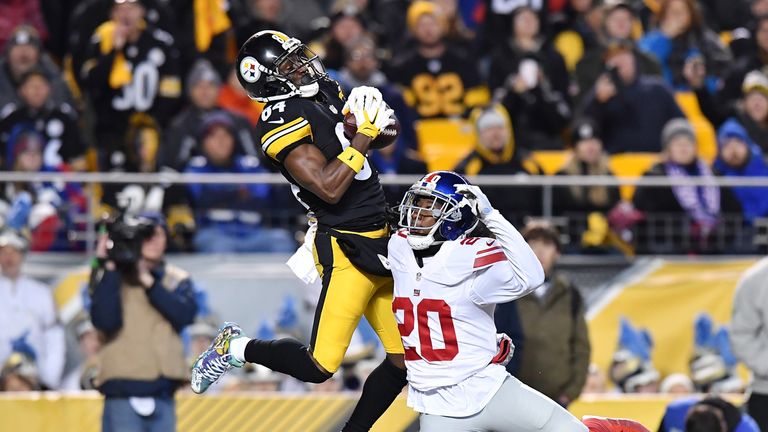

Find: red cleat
<box><xmin>582</xmin><ymin>416</ymin><xmax>651</xmax><ymax>432</ymax></box>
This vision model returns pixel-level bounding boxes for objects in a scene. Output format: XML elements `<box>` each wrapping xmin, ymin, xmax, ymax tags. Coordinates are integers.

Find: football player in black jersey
<box><xmin>190</xmin><ymin>30</ymin><xmax>407</xmax><ymax>432</ymax></box>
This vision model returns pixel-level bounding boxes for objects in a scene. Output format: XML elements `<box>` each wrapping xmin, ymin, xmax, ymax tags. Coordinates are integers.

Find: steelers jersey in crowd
<box><xmin>81</xmin><ymin>23</ymin><xmax>182</xmax><ymax>141</ymax></box>
<box><xmin>387</xmin><ymin>49</ymin><xmax>490</xmax><ymax>119</ymax></box>
<box><xmin>255</xmin><ymin>78</ymin><xmax>387</xmax><ymax>230</ymax></box>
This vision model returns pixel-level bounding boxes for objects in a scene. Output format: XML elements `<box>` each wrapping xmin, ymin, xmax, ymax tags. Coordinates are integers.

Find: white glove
<box><xmin>491</xmin><ymin>333</ymin><xmax>515</xmax><ymax>366</ymax></box>
<box><xmin>342</xmin><ymin>86</ymin><xmax>383</xmax><ymax>115</ymax></box>
<box><xmin>455</xmin><ymin>184</ymin><xmax>494</xmax><ymax>220</ymax></box>
<box><xmin>345</xmin><ymin>88</ymin><xmax>393</xmax><ymax>139</ymax></box>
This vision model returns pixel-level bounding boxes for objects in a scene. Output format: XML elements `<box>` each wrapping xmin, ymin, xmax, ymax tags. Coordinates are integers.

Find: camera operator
<box><xmin>90</xmin><ymin>213</ymin><xmax>197</xmax><ymax>432</ymax></box>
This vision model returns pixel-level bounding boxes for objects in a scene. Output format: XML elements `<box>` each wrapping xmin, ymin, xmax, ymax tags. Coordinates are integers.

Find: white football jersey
<box><xmin>388</xmin><ymin>219</ymin><xmax>544</xmax><ymax>416</ymax></box>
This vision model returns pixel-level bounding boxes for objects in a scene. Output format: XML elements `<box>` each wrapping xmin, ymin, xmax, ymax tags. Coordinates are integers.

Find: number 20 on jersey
<box><xmin>392</xmin><ymin>298</ymin><xmax>459</xmax><ymax>362</ymax></box>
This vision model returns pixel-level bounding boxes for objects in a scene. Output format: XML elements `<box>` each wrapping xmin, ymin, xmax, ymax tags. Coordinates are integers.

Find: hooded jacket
<box><xmin>714</xmin><ymin>119</ymin><xmax>768</xmax><ymax>223</ymax></box>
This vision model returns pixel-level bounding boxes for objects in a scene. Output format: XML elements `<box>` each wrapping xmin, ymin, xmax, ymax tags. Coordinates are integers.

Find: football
<box><xmin>343</xmin><ymin>110</ymin><xmax>401</xmax><ymax>149</ymax></box>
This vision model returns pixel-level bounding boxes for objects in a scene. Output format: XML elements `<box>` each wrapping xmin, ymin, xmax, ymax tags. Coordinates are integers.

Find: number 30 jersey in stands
<box><xmin>388</xmin><ymin>230</ymin><xmax>541</xmax><ymax>417</ymax></box>
<box><xmin>254</xmin><ymin>78</ymin><xmax>387</xmax><ymax>230</ymax></box>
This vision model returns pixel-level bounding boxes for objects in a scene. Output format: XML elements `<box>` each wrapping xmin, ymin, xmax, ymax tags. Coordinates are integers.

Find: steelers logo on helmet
<box><xmin>239</xmin><ymin>56</ymin><xmax>261</xmax><ymax>83</ymax></box>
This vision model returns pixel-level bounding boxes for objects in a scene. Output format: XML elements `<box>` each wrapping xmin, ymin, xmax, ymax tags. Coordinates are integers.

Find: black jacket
<box><xmin>160</xmin><ymin>107</ymin><xmax>258</xmax><ymax>171</ymax></box>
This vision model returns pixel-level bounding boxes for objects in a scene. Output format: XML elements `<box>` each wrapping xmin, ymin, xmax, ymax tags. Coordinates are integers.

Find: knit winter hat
<box><xmin>661</xmin><ymin>118</ymin><xmax>695</xmax><ymax>149</ymax></box>
<box><xmin>186</xmin><ymin>59</ymin><xmax>222</xmax><ymax>92</ymax></box>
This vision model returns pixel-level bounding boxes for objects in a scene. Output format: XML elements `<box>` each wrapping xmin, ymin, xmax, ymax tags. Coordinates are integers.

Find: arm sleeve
<box><xmin>729</xmin><ymin>274</ymin><xmax>768</xmax><ymax>377</ymax></box>
<box><xmin>89</xmin><ymin>269</ymin><xmax>123</xmax><ymax>335</ymax></box>
<box><xmin>145</xmin><ymin>276</ymin><xmax>198</xmax><ymax>333</ymax></box>
<box><xmin>468</xmin><ymin>210</ymin><xmax>545</xmax><ymax>305</ymax></box>
<box><xmin>563</xmin><ymin>294</ymin><xmax>591</xmax><ymax>401</ymax></box>
<box><xmin>39</xmin><ymin>289</ymin><xmax>65</xmax><ymax>389</ymax></box>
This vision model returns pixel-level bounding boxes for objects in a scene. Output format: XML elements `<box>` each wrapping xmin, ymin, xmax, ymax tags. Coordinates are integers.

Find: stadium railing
<box><xmin>3</xmin><ymin>171</ymin><xmax>767</xmax><ymax>254</ymax></box>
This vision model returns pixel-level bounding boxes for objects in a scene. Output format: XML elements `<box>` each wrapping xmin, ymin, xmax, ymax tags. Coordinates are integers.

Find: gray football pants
<box><xmin>419</xmin><ymin>375</ymin><xmax>588</xmax><ymax>432</ymax></box>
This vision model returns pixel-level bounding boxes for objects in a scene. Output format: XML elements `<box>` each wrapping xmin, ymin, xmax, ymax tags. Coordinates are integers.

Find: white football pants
<box><xmin>419</xmin><ymin>375</ymin><xmax>588</xmax><ymax>432</ymax></box>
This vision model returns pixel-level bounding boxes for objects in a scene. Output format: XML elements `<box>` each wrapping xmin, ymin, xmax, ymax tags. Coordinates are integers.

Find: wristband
<box><xmin>337</xmin><ymin>147</ymin><xmax>365</xmax><ymax>173</ymax></box>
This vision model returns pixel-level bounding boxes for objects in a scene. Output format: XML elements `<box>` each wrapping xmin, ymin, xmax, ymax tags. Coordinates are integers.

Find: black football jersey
<box><xmin>255</xmin><ymin>78</ymin><xmax>387</xmax><ymax>230</ymax></box>
<box><xmin>388</xmin><ymin>49</ymin><xmax>489</xmax><ymax>119</ymax></box>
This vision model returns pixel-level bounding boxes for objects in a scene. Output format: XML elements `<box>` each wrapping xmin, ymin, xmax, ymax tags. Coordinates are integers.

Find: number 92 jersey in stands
<box><xmin>255</xmin><ymin>78</ymin><xmax>388</xmax><ymax>230</ymax></box>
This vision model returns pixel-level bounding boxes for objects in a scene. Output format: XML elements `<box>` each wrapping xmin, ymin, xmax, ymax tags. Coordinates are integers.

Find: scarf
<box><xmin>665</xmin><ymin>159</ymin><xmax>720</xmax><ymax>231</ymax></box>
<box><xmin>94</xmin><ymin>20</ymin><xmax>147</xmax><ymax>89</ymax></box>
<box><xmin>194</xmin><ymin>0</ymin><xmax>232</xmax><ymax>53</ymax></box>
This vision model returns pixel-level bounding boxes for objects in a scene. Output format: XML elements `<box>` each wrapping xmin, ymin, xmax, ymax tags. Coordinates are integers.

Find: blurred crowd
<box><xmin>0</xmin><ymin>0</ymin><xmax>764</xmax><ymax>255</ymax></box>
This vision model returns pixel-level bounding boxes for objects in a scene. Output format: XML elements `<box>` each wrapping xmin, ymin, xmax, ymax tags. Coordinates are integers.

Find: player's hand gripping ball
<box><xmin>343</xmin><ymin>107</ymin><xmax>401</xmax><ymax>149</ymax></box>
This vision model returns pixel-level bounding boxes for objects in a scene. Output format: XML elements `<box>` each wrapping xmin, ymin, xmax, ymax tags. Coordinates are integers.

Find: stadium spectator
<box><xmin>0</xmin><ymin>351</ymin><xmax>40</xmax><ymax>391</ymax></box>
<box><xmin>713</xmin><ymin>119</ymin><xmax>768</xmax><ymax>224</ymax></box>
<box><xmin>581</xmin><ymin>40</ymin><xmax>684</xmax><ymax>153</ymax></box>
<box><xmin>733</xmin><ymin>71</ymin><xmax>768</xmax><ymax>153</ymax></box>
<box><xmin>217</xmin><ymin>66</ymin><xmax>263</xmax><ymax>127</ymax></box>
<box><xmin>0</xmin><ymin>0</ymin><xmax>48</xmax><ymax>54</ymax></box>
<box><xmin>314</xmin><ymin>9</ymin><xmax>366</xmax><ymax>72</ymax></box>
<box><xmin>659</xmin><ymin>396</ymin><xmax>760</xmax><ymax>432</ymax></box>
<box><xmin>659</xmin><ymin>373</ymin><xmax>695</xmax><ymax>394</ymax></box>
<box><xmin>730</xmin><ymin>256</ymin><xmax>768</xmax><ymax>431</ymax></box>
<box><xmin>574</xmin><ymin>2</ymin><xmax>662</xmax><ymax>100</ymax></box>
<box><xmin>554</xmin><ymin>118</ymin><xmax>621</xmax><ymax>216</ymax></box>
<box><xmin>0</xmin><ymin>26</ymin><xmax>73</xmax><ymax>110</ymax></box>
<box><xmin>489</xmin><ymin>6</ymin><xmax>571</xmax><ymax>150</ymax></box>
<box><xmin>66</xmin><ymin>0</ymin><xmax>177</xmax><ymax>93</ymax></box>
<box><xmin>233</xmin><ymin>0</ymin><xmax>287</xmax><ymax>48</ymax></box>
<box><xmin>60</xmin><ymin>315</ymin><xmax>101</xmax><ymax>391</ymax></box>
<box><xmin>387</xmin><ymin>0</ymin><xmax>489</xmax><ymax>119</ymax></box>
<box><xmin>638</xmin><ymin>0</ymin><xmax>731</xmax><ymax>91</ymax></box>
<box><xmin>81</xmin><ymin>0</ymin><xmax>182</xmax><ymax>166</ymax></box>
<box><xmin>90</xmin><ymin>213</ymin><xmax>197</xmax><ymax>432</ymax></box>
<box><xmin>3</xmin><ymin>133</ymin><xmax>87</xmax><ymax>251</ymax></box>
<box><xmin>430</xmin><ymin>0</ymin><xmax>475</xmax><ymax>52</ymax></box>
<box><xmin>0</xmin><ymin>69</ymin><xmax>86</xmax><ymax>171</ymax></box>
<box><xmin>185</xmin><ymin>112</ymin><xmax>295</xmax><ymax>253</ymax></box>
<box><xmin>698</xmin><ymin>69</ymin><xmax>768</xmax><ymax>146</ymax></box>
<box><xmin>488</xmin><ymin>6</ymin><xmax>569</xmax><ymax>97</ymax></box>
<box><xmin>550</xmin><ymin>0</ymin><xmax>604</xmax><ymax>55</ymax></box>
<box><xmin>633</xmin><ymin>118</ymin><xmax>742</xmax><ymax>251</ymax></box>
<box><xmin>718</xmin><ymin>16</ymin><xmax>768</xmax><ymax>110</ymax></box>
<box><xmin>100</xmin><ymin>113</ymin><xmax>195</xmax><ymax>252</ymax></box>
<box><xmin>454</xmin><ymin>104</ymin><xmax>542</xmax><ymax>218</ymax></box>
<box><xmin>515</xmin><ymin>222</ymin><xmax>590</xmax><ymax>407</ymax></box>
<box><xmin>478</xmin><ymin>0</ymin><xmax>549</xmax><ymax>54</ymax></box>
<box><xmin>160</xmin><ymin>59</ymin><xmax>258</xmax><ymax>172</ymax></box>
<box><xmin>609</xmin><ymin>318</ymin><xmax>660</xmax><ymax>393</ymax></box>
<box><xmin>0</xmin><ymin>229</ymin><xmax>65</xmax><ymax>390</ymax></box>
<box><xmin>174</xmin><ymin>0</ymin><xmax>235</xmax><ymax>78</ymax></box>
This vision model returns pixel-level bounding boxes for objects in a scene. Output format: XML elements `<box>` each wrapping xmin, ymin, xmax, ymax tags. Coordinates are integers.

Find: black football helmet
<box><xmin>236</xmin><ymin>30</ymin><xmax>327</xmax><ymax>102</ymax></box>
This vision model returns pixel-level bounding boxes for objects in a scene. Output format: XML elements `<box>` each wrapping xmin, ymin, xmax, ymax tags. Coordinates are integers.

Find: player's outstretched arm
<box><xmin>457</xmin><ymin>184</ymin><xmax>545</xmax><ymax>303</ymax></box>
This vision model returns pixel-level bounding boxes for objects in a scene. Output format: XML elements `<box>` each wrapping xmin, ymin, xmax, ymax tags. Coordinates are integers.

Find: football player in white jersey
<box><xmin>389</xmin><ymin>171</ymin><xmax>650</xmax><ymax>432</ymax></box>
